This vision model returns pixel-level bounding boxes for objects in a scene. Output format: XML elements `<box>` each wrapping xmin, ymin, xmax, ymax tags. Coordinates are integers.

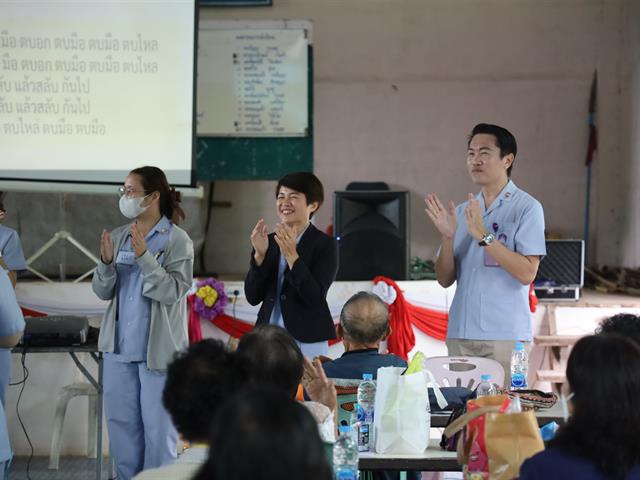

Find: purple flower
<box><xmin>193</xmin><ymin>278</ymin><xmax>228</xmax><ymax>321</ymax></box>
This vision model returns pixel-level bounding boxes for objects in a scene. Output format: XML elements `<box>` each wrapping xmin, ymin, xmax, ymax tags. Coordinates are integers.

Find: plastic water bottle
<box><xmin>333</xmin><ymin>425</ymin><xmax>359</xmax><ymax>480</ymax></box>
<box><xmin>356</xmin><ymin>373</ymin><xmax>376</xmax><ymax>452</ymax></box>
<box><xmin>349</xmin><ymin>403</ymin><xmax>361</xmax><ymax>445</ymax></box>
<box><xmin>476</xmin><ymin>374</ymin><xmax>497</xmax><ymax>397</ymax></box>
<box><xmin>506</xmin><ymin>395</ymin><xmax>522</xmax><ymax>413</ymax></box>
<box><xmin>510</xmin><ymin>342</ymin><xmax>529</xmax><ymax>390</ymax></box>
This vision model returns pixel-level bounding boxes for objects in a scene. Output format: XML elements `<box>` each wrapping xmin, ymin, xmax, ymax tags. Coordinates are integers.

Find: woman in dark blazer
<box><xmin>244</xmin><ymin>172</ymin><xmax>338</xmax><ymax>358</ymax></box>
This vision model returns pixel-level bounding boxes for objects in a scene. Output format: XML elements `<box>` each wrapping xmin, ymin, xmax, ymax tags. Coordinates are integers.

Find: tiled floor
<box><xmin>9</xmin><ymin>456</ymin><xmax>112</xmax><ymax>480</ymax></box>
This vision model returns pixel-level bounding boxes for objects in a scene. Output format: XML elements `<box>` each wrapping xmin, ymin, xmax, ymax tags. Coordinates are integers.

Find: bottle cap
<box><xmin>514</xmin><ymin>342</ymin><xmax>525</xmax><ymax>351</ymax></box>
<box><xmin>362</xmin><ymin>373</ymin><xmax>373</xmax><ymax>381</ymax></box>
<box><xmin>481</xmin><ymin>374</ymin><xmax>491</xmax><ymax>381</ymax></box>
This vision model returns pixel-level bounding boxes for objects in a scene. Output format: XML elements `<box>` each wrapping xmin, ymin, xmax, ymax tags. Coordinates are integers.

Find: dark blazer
<box><xmin>244</xmin><ymin>223</ymin><xmax>338</xmax><ymax>343</ymax></box>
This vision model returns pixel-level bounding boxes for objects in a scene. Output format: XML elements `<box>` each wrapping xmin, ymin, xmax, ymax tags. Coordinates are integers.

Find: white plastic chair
<box><xmin>422</xmin><ymin>356</ymin><xmax>505</xmax><ymax>389</ymax></box>
<box><xmin>48</xmin><ymin>382</ymin><xmax>98</xmax><ymax>470</ymax></box>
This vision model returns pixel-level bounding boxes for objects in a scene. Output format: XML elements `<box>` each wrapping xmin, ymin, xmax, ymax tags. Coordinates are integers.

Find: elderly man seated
<box><xmin>322</xmin><ymin>291</ymin><xmax>406</xmax><ymax>379</ymax></box>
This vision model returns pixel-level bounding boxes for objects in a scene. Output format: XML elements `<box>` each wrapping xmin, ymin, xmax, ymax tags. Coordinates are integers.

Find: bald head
<box><xmin>340</xmin><ymin>292</ymin><xmax>390</xmax><ymax>345</ymax></box>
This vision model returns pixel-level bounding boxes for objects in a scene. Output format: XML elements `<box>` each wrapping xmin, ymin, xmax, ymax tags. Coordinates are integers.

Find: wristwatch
<box><xmin>478</xmin><ymin>232</ymin><xmax>495</xmax><ymax>247</ymax></box>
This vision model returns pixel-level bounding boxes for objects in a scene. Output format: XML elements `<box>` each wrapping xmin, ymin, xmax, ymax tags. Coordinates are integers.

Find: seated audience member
<box><xmin>236</xmin><ymin>325</ymin><xmax>337</xmax><ymax>442</ymax></box>
<box><xmin>322</xmin><ymin>291</ymin><xmax>406</xmax><ymax>379</ymax></box>
<box><xmin>192</xmin><ymin>386</ymin><xmax>332</xmax><ymax>480</ymax></box>
<box><xmin>133</xmin><ymin>339</ymin><xmax>247</xmax><ymax>480</ymax></box>
<box><xmin>0</xmin><ymin>269</ymin><xmax>26</xmax><ymax>479</ymax></box>
<box><xmin>597</xmin><ymin>313</ymin><xmax>640</xmax><ymax>345</ymax></box>
<box><xmin>520</xmin><ymin>334</ymin><xmax>640</xmax><ymax>480</ymax></box>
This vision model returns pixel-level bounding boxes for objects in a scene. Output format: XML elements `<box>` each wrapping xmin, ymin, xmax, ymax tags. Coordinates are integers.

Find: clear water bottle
<box><xmin>356</xmin><ymin>373</ymin><xmax>376</xmax><ymax>452</ymax></box>
<box><xmin>510</xmin><ymin>342</ymin><xmax>529</xmax><ymax>390</ymax></box>
<box><xmin>476</xmin><ymin>374</ymin><xmax>497</xmax><ymax>397</ymax></box>
<box><xmin>349</xmin><ymin>403</ymin><xmax>361</xmax><ymax>445</ymax></box>
<box><xmin>506</xmin><ymin>395</ymin><xmax>522</xmax><ymax>413</ymax></box>
<box><xmin>333</xmin><ymin>425</ymin><xmax>359</xmax><ymax>480</ymax></box>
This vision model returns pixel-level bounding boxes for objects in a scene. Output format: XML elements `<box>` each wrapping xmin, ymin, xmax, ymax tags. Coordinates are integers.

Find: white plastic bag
<box><xmin>373</xmin><ymin>366</ymin><xmax>430</xmax><ymax>454</ymax></box>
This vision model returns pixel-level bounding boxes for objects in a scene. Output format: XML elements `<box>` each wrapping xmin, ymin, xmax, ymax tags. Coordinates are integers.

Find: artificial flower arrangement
<box><xmin>192</xmin><ymin>277</ymin><xmax>228</xmax><ymax>321</ymax></box>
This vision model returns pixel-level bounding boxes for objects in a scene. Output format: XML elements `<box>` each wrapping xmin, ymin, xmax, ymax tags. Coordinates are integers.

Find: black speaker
<box><xmin>333</xmin><ymin>190</ymin><xmax>409</xmax><ymax>281</ymax></box>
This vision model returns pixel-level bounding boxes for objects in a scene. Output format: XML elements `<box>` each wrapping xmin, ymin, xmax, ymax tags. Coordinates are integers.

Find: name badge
<box><xmin>116</xmin><ymin>251</ymin><xmax>136</xmax><ymax>266</ymax></box>
<box><xmin>484</xmin><ymin>249</ymin><xmax>500</xmax><ymax>267</ymax></box>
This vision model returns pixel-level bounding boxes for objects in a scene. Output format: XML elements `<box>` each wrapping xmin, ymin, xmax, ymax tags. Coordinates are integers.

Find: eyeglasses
<box><xmin>118</xmin><ymin>186</ymin><xmax>148</xmax><ymax>198</ymax></box>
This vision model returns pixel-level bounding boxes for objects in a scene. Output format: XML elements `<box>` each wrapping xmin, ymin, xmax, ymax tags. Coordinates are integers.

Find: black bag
<box><xmin>430</xmin><ymin>386</ymin><xmax>475</xmax><ymax>411</ymax></box>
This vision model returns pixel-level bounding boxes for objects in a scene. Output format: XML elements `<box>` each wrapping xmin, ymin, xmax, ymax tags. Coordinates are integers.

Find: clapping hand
<box><xmin>130</xmin><ymin>222</ymin><xmax>147</xmax><ymax>258</ymax></box>
<box><xmin>274</xmin><ymin>223</ymin><xmax>299</xmax><ymax>269</ymax></box>
<box><xmin>424</xmin><ymin>193</ymin><xmax>457</xmax><ymax>239</ymax></box>
<box><xmin>100</xmin><ymin>229</ymin><xmax>114</xmax><ymax>264</ymax></box>
<box><xmin>250</xmin><ymin>219</ymin><xmax>269</xmax><ymax>265</ymax></box>
<box><xmin>464</xmin><ymin>193</ymin><xmax>486</xmax><ymax>241</ymax></box>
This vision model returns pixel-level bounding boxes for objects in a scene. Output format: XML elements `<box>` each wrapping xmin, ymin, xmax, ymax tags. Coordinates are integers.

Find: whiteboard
<box><xmin>197</xmin><ymin>20</ymin><xmax>311</xmax><ymax>137</ymax></box>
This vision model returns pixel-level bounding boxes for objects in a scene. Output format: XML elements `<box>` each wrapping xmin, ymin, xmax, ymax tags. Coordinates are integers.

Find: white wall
<box><xmin>621</xmin><ymin>0</ymin><xmax>640</xmax><ymax>266</ymax></box>
<box><xmin>202</xmin><ymin>0</ymin><xmax>631</xmax><ymax>275</ymax></box>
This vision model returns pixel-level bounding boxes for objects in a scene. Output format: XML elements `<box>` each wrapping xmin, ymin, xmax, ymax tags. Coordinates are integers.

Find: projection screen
<box><xmin>0</xmin><ymin>0</ymin><xmax>197</xmax><ymax>190</ymax></box>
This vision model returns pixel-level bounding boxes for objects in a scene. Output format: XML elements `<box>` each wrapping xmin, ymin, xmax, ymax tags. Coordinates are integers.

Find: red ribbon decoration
<box><xmin>373</xmin><ymin>276</ymin><xmax>448</xmax><ymax>361</ymax></box>
<box><xmin>186</xmin><ymin>295</ymin><xmax>203</xmax><ymax>344</ymax></box>
<box><xmin>528</xmin><ymin>283</ymin><xmax>538</xmax><ymax>313</ymax></box>
<box><xmin>188</xmin><ymin>277</ymin><xmax>450</xmax><ymax>355</ymax></box>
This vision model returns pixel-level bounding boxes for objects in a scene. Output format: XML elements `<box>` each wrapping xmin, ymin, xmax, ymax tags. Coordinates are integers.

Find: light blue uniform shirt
<box><xmin>0</xmin><ymin>225</ymin><xmax>26</xmax><ymax>407</ymax></box>
<box><xmin>268</xmin><ymin>250</ymin><xmax>289</xmax><ymax>329</ymax></box>
<box><xmin>111</xmin><ymin>216</ymin><xmax>172</xmax><ymax>363</ymax></box>
<box><xmin>448</xmin><ymin>181</ymin><xmax>546</xmax><ymax>342</ymax></box>
<box><xmin>0</xmin><ymin>269</ymin><xmax>26</xmax><ymax>464</ymax></box>
<box><xmin>0</xmin><ymin>225</ymin><xmax>27</xmax><ymax>272</ymax></box>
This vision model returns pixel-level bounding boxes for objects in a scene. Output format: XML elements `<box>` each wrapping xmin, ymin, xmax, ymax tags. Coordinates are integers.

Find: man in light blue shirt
<box><xmin>425</xmin><ymin>124</ymin><xmax>546</xmax><ymax>376</ymax></box>
<box><xmin>0</xmin><ymin>195</ymin><xmax>27</xmax><ymax>408</ymax></box>
<box><xmin>0</xmin><ymin>268</ymin><xmax>26</xmax><ymax>479</ymax></box>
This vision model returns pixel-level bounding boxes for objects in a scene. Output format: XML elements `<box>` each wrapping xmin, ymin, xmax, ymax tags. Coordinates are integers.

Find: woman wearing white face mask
<box><xmin>92</xmin><ymin>166</ymin><xmax>193</xmax><ymax>480</ymax></box>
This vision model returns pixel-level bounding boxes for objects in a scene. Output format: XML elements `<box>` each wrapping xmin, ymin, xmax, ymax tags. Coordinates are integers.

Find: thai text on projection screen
<box><xmin>0</xmin><ymin>1</ymin><xmax>196</xmax><ymax>187</ymax></box>
<box><xmin>197</xmin><ymin>25</ymin><xmax>309</xmax><ymax>137</ymax></box>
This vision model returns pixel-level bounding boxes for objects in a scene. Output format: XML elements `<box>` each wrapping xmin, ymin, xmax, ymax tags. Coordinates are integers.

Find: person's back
<box><xmin>520</xmin><ymin>334</ymin><xmax>640</xmax><ymax>480</ymax></box>
<box><xmin>133</xmin><ymin>339</ymin><xmax>247</xmax><ymax>480</ymax></box>
<box><xmin>236</xmin><ymin>324</ymin><xmax>338</xmax><ymax>442</ymax></box>
<box><xmin>192</xmin><ymin>387</ymin><xmax>332</xmax><ymax>480</ymax></box>
<box><xmin>322</xmin><ymin>292</ymin><xmax>407</xmax><ymax>379</ymax></box>
<box><xmin>322</xmin><ymin>348</ymin><xmax>406</xmax><ymax>379</ymax></box>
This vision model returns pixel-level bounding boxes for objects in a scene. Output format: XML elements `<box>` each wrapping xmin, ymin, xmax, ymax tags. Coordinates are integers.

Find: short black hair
<box><xmin>597</xmin><ymin>313</ymin><xmax>640</xmax><ymax>347</ymax></box>
<box><xmin>551</xmin><ymin>334</ymin><xmax>640</xmax><ymax>478</ymax></box>
<box><xmin>276</xmin><ymin>172</ymin><xmax>324</xmax><ymax>218</ymax></box>
<box><xmin>468</xmin><ymin>123</ymin><xmax>518</xmax><ymax>177</ymax></box>
<box><xmin>162</xmin><ymin>339</ymin><xmax>248</xmax><ymax>442</ymax></box>
<box><xmin>236</xmin><ymin>325</ymin><xmax>303</xmax><ymax>398</ymax></box>
<box><xmin>340</xmin><ymin>291</ymin><xmax>389</xmax><ymax>344</ymax></box>
<box><xmin>193</xmin><ymin>386</ymin><xmax>332</xmax><ymax>480</ymax></box>
<box><xmin>0</xmin><ymin>191</ymin><xmax>5</xmax><ymax>212</ymax></box>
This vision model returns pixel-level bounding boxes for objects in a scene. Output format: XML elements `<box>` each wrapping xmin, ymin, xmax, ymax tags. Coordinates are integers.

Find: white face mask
<box><xmin>560</xmin><ymin>391</ymin><xmax>575</xmax><ymax>422</ymax></box>
<box><xmin>119</xmin><ymin>194</ymin><xmax>149</xmax><ymax>219</ymax></box>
